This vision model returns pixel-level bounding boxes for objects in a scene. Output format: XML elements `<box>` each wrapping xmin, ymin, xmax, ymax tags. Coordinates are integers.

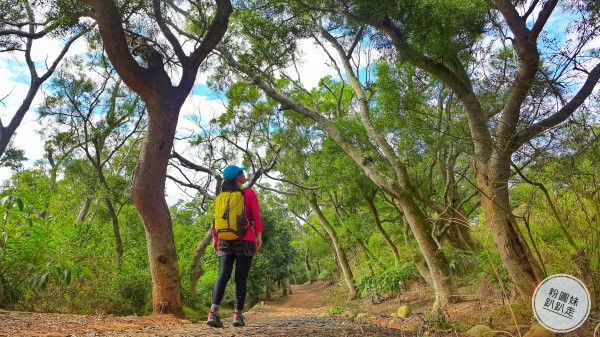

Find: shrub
<box><xmin>356</xmin><ymin>262</ymin><xmax>416</xmax><ymax>298</ymax></box>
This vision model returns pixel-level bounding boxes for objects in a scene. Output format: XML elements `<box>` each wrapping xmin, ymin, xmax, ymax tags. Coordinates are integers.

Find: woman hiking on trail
<box><xmin>207</xmin><ymin>165</ymin><xmax>263</xmax><ymax>328</ymax></box>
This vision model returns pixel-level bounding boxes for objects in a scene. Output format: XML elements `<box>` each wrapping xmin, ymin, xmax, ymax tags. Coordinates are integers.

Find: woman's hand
<box><xmin>256</xmin><ymin>232</ymin><xmax>262</xmax><ymax>251</ymax></box>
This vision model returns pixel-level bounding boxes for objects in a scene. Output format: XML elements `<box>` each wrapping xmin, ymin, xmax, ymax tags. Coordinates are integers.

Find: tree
<box><xmin>39</xmin><ymin>55</ymin><xmax>146</xmax><ymax>263</ymax></box>
<box><xmin>75</xmin><ymin>0</ymin><xmax>232</xmax><ymax>316</ymax></box>
<box><xmin>0</xmin><ymin>0</ymin><xmax>87</xmax><ymax>157</ymax></box>
<box><xmin>0</xmin><ymin>147</ymin><xmax>27</xmax><ymax>173</ymax></box>
<box><xmin>215</xmin><ymin>14</ymin><xmax>454</xmax><ymax>308</ymax></box>
<box><xmin>314</xmin><ymin>0</ymin><xmax>600</xmax><ymax>302</ymax></box>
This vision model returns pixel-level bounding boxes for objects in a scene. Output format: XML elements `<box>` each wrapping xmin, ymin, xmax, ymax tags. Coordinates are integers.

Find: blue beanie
<box><xmin>222</xmin><ymin>165</ymin><xmax>246</xmax><ymax>181</ymax></box>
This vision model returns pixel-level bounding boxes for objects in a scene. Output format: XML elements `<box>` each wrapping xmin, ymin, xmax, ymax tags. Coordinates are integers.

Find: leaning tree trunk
<box><xmin>104</xmin><ymin>197</ymin><xmax>124</xmax><ymax>263</ymax></box>
<box><xmin>476</xmin><ymin>160</ymin><xmax>544</xmax><ymax>301</ymax></box>
<box><xmin>403</xmin><ymin>222</ymin><xmax>433</xmax><ymax>287</ymax></box>
<box><xmin>189</xmin><ymin>228</ymin><xmax>213</xmax><ymax>295</ymax></box>
<box><xmin>307</xmin><ymin>194</ymin><xmax>358</xmax><ymax>299</ymax></box>
<box><xmin>76</xmin><ymin>198</ymin><xmax>92</xmax><ymax>224</ymax></box>
<box><xmin>396</xmin><ymin>192</ymin><xmax>453</xmax><ymax>308</ymax></box>
<box><xmin>304</xmin><ymin>247</ymin><xmax>313</xmax><ymax>282</ymax></box>
<box><xmin>365</xmin><ymin>195</ymin><xmax>401</xmax><ymax>265</ymax></box>
<box><xmin>221</xmin><ymin>46</ymin><xmax>453</xmax><ymax>308</ymax></box>
<box><xmin>131</xmin><ymin>99</ymin><xmax>183</xmax><ymax>316</ymax></box>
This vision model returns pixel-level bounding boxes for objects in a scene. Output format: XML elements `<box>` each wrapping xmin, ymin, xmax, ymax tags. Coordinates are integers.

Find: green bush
<box><xmin>196</xmin><ymin>269</ymin><xmax>218</xmax><ymax>305</ymax></box>
<box><xmin>356</xmin><ymin>262</ymin><xmax>416</xmax><ymax>298</ymax></box>
<box><xmin>317</xmin><ymin>269</ymin><xmax>334</xmax><ymax>282</ymax></box>
<box><xmin>113</xmin><ymin>271</ymin><xmax>151</xmax><ymax>315</ymax></box>
<box><xmin>447</xmin><ymin>249</ymin><xmax>480</xmax><ymax>276</ymax></box>
<box><xmin>329</xmin><ymin>305</ymin><xmax>344</xmax><ymax>315</ymax></box>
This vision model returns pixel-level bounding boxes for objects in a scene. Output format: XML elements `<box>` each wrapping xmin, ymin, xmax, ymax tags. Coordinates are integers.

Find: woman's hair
<box><xmin>221</xmin><ymin>177</ymin><xmax>242</xmax><ymax>192</ymax></box>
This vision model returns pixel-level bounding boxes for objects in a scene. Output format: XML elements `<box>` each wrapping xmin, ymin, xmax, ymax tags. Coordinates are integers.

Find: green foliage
<box><xmin>353</xmin><ymin>0</ymin><xmax>488</xmax><ymax>59</ymax></box>
<box><xmin>447</xmin><ymin>249</ymin><xmax>479</xmax><ymax>276</ymax></box>
<box><xmin>112</xmin><ymin>264</ymin><xmax>151</xmax><ymax>315</ymax></box>
<box><xmin>195</xmin><ymin>269</ymin><xmax>219</xmax><ymax>306</ymax></box>
<box><xmin>328</xmin><ymin>305</ymin><xmax>344</xmax><ymax>315</ymax></box>
<box><xmin>317</xmin><ymin>269</ymin><xmax>334</xmax><ymax>282</ymax></box>
<box><xmin>0</xmin><ymin>147</ymin><xmax>27</xmax><ymax>172</ymax></box>
<box><xmin>356</xmin><ymin>262</ymin><xmax>416</xmax><ymax>298</ymax></box>
<box><xmin>1</xmin><ymin>0</ymin><xmax>599</xmax><ymax>322</ymax></box>
<box><xmin>247</xmin><ymin>205</ymin><xmax>297</xmax><ymax>300</ymax></box>
<box><xmin>0</xmin><ymin>192</ymin><xmax>84</xmax><ymax>308</ymax></box>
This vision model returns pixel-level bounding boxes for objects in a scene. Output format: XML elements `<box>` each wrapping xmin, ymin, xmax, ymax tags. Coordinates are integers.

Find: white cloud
<box><xmin>291</xmin><ymin>39</ymin><xmax>340</xmax><ymax>89</ymax></box>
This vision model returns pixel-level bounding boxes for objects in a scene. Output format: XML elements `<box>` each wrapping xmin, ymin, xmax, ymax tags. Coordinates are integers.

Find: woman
<box><xmin>207</xmin><ymin>165</ymin><xmax>263</xmax><ymax>328</ymax></box>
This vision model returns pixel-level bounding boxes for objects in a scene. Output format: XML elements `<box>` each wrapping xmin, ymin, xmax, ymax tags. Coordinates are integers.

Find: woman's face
<box><xmin>236</xmin><ymin>171</ymin><xmax>247</xmax><ymax>186</ymax></box>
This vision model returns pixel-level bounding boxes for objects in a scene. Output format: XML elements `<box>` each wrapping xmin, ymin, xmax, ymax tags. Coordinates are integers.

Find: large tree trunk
<box><xmin>476</xmin><ymin>160</ymin><xmax>544</xmax><ymax>301</ymax></box>
<box><xmin>403</xmin><ymin>223</ymin><xmax>433</xmax><ymax>287</ymax></box>
<box><xmin>307</xmin><ymin>194</ymin><xmax>358</xmax><ymax>299</ymax></box>
<box><xmin>573</xmin><ymin>248</ymin><xmax>596</xmax><ymax>309</ymax></box>
<box><xmin>80</xmin><ymin>0</ymin><xmax>231</xmax><ymax>316</ymax></box>
<box><xmin>131</xmin><ymin>100</ymin><xmax>183</xmax><ymax>316</ymax></box>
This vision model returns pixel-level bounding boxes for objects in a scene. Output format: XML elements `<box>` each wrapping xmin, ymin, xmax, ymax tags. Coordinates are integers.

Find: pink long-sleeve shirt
<box><xmin>213</xmin><ymin>188</ymin><xmax>263</xmax><ymax>242</ymax></box>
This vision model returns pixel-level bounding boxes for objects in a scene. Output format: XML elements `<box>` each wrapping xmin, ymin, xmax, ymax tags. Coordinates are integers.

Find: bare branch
<box><xmin>511</xmin><ymin>63</ymin><xmax>600</xmax><ymax>151</ymax></box>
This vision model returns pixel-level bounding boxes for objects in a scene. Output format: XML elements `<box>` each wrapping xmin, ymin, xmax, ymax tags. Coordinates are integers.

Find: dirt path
<box><xmin>0</xmin><ymin>282</ymin><xmax>403</xmax><ymax>337</ymax></box>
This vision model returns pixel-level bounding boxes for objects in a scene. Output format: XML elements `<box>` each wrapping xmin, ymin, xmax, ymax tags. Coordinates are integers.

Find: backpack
<box><xmin>214</xmin><ymin>191</ymin><xmax>246</xmax><ymax>240</ymax></box>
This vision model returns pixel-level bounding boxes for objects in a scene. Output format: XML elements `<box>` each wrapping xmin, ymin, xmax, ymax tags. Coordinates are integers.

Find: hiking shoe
<box><xmin>232</xmin><ymin>312</ymin><xmax>245</xmax><ymax>327</ymax></box>
<box><xmin>207</xmin><ymin>310</ymin><xmax>223</xmax><ymax>328</ymax></box>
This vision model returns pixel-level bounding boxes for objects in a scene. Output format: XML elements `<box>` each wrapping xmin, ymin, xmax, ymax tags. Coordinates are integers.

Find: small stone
<box><xmin>405</xmin><ymin>322</ymin><xmax>420</xmax><ymax>331</ymax></box>
<box><xmin>523</xmin><ymin>323</ymin><xmax>555</xmax><ymax>337</ymax></box>
<box><xmin>397</xmin><ymin>305</ymin><xmax>411</xmax><ymax>318</ymax></box>
<box><xmin>466</xmin><ymin>325</ymin><xmax>494</xmax><ymax>337</ymax></box>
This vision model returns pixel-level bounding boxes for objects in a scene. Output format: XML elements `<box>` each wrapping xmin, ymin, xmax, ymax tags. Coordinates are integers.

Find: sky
<box><xmin>1</xmin><ymin>5</ymin><xmax>597</xmax><ymax>205</ymax></box>
<box><xmin>0</xmin><ymin>31</ymin><xmax>340</xmax><ymax>205</ymax></box>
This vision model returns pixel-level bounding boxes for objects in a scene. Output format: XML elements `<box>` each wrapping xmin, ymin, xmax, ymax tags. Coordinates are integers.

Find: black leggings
<box><xmin>212</xmin><ymin>254</ymin><xmax>253</xmax><ymax>310</ymax></box>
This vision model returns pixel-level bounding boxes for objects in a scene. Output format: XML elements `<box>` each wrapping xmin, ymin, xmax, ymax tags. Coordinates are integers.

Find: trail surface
<box><xmin>0</xmin><ymin>282</ymin><xmax>402</xmax><ymax>336</ymax></box>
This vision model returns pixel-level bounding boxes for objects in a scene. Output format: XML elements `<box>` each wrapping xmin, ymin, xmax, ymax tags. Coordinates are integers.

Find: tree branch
<box><xmin>511</xmin><ymin>63</ymin><xmax>600</xmax><ymax>151</ymax></box>
<box><xmin>152</xmin><ymin>0</ymin><xmax>186</xmax><ymax>63</ymax></box>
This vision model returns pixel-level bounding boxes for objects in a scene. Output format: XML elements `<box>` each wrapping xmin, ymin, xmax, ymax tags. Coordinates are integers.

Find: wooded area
<box><xmin>1</xmin><ymin>0</ymin><xmax>599</xmax><ymax>333</ymax></box>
